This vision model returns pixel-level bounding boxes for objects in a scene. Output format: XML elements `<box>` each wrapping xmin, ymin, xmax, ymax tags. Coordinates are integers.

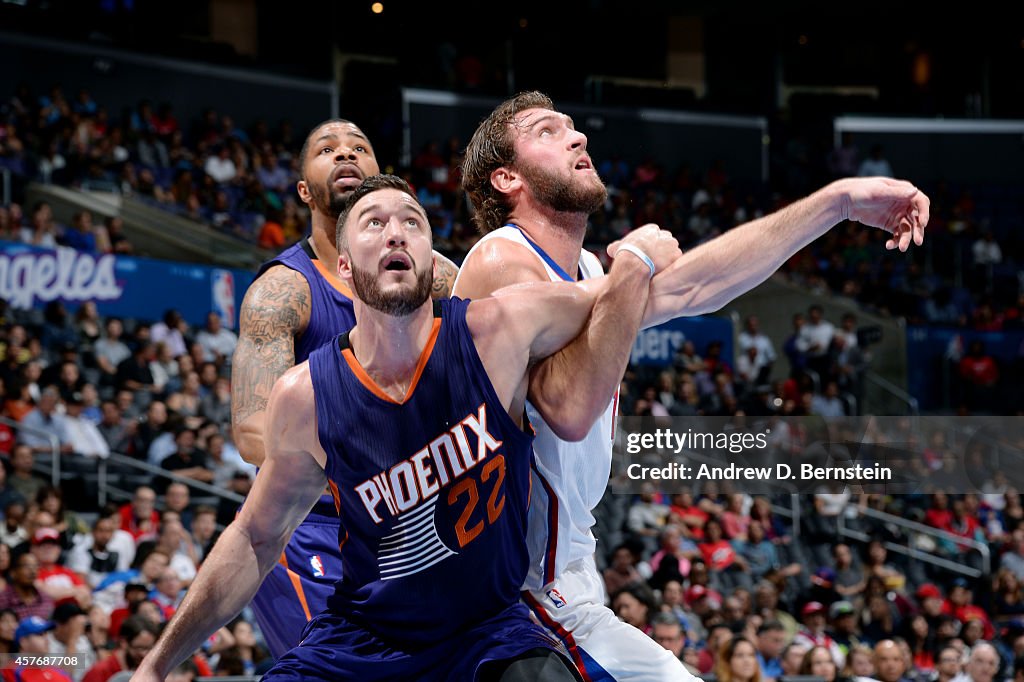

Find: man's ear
<box><xmin>297</xmin><ymin>179</ymin><xmax>312</xmax><ymax>206</ymax></box>
<box><xmin>337</xmin><ymin>251</ymin><xmax>351</xmax><ymax>282</ymax></box>
<box><xmin>489</xmin><ymin>166</ymin><xmax>521</xmax><ymax>197</ymax></box>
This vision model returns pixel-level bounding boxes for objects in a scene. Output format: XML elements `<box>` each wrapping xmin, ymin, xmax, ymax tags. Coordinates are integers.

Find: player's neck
<box><xmin>506</xmin><ymin>204</ymin><xmax>587</xmax><ymax>278</ymax></box>
<box><xmin>349</xmin><ymin>301</ymin><xmax>435</xmax><ymax>392</ymax></box>
<box><xmin>308</xmin><ymin>211</ymin><xmax>339</xmax><ymax>265</ymax></box>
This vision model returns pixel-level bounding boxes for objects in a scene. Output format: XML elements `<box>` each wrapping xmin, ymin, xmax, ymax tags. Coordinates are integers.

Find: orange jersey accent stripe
<box><xmin>311</xmin><ymin>258</ymin><xmax>355</xmax><ymax>299</ymax></box>
<box><xmin>277</xmin><ymin>552</ymin><xmax>312</xmax><ymax>621</ymax></box>
<box><xmin>341</xmin><ymin>318</ymin><xmax>441</xmax><ymax>405</ymax></box>
<box><xmin>327</xmin><ymin>480</ymin><xmax>349</xmax><ymax>553</ymax></box>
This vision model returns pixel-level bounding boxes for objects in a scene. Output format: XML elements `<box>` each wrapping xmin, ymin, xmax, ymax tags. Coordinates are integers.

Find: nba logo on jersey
<box><xmin>309</xmin><ymin>555</ymin><xmax>325</xmax><ymax>578</ymax></box>
<box><xmin>211</xmin><ymin>269</ymin><xmax>236</xmax><ymax>328</ymax></box>
<box><xmin>547</xmin><ymin>588</ymin><xmax>567</xmax><ymax>609</ymax></box>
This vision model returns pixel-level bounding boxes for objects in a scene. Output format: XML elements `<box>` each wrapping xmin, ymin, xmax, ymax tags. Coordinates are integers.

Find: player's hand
<box><xmin>608</xmin><ymin>224</ymin><xmax>682</xmax><ymax>274</ymax></box>
<box><xmin>837</xmin><ymin>177</ymin><xmax>930</xmax><ymax>252</ymax></box>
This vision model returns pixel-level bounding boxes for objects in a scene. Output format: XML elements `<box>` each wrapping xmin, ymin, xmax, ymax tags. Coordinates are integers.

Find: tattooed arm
<box><xmin>231</xmin><ymin>265</ymin><xmax>311</xmax><ymax>467</ymax></box>
<box><xmin>431</xmin><ymin>250</ymin><xmax>459</xmax><ymax>299</ymax></box>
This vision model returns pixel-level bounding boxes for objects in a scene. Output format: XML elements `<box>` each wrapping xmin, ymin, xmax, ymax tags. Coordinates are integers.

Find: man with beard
<box><xmin>231</xmin><ymin>118</ymin><xmax>460</xmax><ymax>656</ymax></box>
<box><xmin>81</xmin><ymin>615</ymin><xmax>159</xmax><ymax>682</ymax></box>
<box><xmin>137</xmin><ymin>174</ymin><xmax>681</xmax><ymax>681</ymax></box>
<box><xmin>456</xmin><ymin>91</ymin><xmax>930</xmax><ymax>680</ymax></box>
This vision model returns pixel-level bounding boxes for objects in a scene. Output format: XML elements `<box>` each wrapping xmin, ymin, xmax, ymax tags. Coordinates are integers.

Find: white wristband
<box><xmin>616</xmin><ymin>243</ymin><xmax>656</xmax><ymax>279</ymax></box>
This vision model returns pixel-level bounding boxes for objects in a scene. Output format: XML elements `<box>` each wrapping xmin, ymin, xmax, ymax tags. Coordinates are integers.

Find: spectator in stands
<box><xmin>612</xmin><ymin>583</ymin><xmax>657</xmax><ymax>636</ymax></box>
<box><xmin>114</xmin><ymin>341</ymin><xmax>157</xmax><ymax>397</ymax></box>
<box><xmin>20</xmin><ymin>201</ymin><xmax>58</xmax><ymax>248</ymax></box>
<box><xmin>92</xmin><ymin>549</ymin><xmax>169</xmax><ymax>615</ymax></box>
<box><xmin>63</xmin><ymin>392</ymin><xmax>109</xmax><ymax>460</ymax></box>
<box><xmin>18</xmin><ymin>387</ymin><xmax>72</xmax><ymax>457</ymax></box>
<box><xmin>781</xmin><ymin>642</ymin><xmax>811</xmax><ymax>678</ymax></box>
<box><xmin>67</xmin><ymin>515</ymin><xmax>133</xmax><ymax>589</ymax></box>
<box><xmin>738</xmin><ymin>315</ymin><xmax>777</xmax><ymax>383</ymax></box>
<box><xmin>858</xmin><ymin>145</ymin><xmax>894</xmax><ymax>178</ymax></box>
<box><xmin>845</xmin><ymin>644</ymin><xmax>876</xmax><ymax>680</ymax></box>
<box><xmin>93</xmin><ymin>318</ymin><xmax>131</xmax><ymax>388</ymax></box>
<box><xmin>59</xmin><ymin>210</ymin><xmax>101</xmax><ymax>254</ymax></box>
<box><xmin>7</xmin><ymin>444</ymin><xmax>45</xmax><ymax>503</ymax></box>
<box><xmin>756</xmin><ymin>620</ymin><xmax>788</xmax><ymax>681</ymax></box>
<box><xmin>628</xmin><ymin>484</ymin><xmax>670</xmax><ymax>554</ymax></box>
<box><xmin>156</xmin><ymin>427</ymin><xmax>212</xmax><ymax>493</ymax></box>
<box><xmin>716</xmin><ymin>637</ymin><xmax>762</xmax><ymax>682</ymax></box>
<box><xmin>215</xmin><ymin>617</ymin><xmax>272</xmax><ymax>677</ymax></box>
<box><xmin>81</xmin><ymin>614</ymin><xmax>159</xmax><ymax>682</ymax></box>
<box><xmin>754</xmin><ymin>580</ymin><xmax>798</xmax><ymax>641</ymax></box>
<box><xmin>799</xmin><ymin>305</ymin><xmax>835</xmax><ymax>381</ymax></box>
<box><xmin>203</xmin><ymin>146</ymin><xmax>236</xmax><ymax>185</ymax></box>
<box><xmin>161</xmin><ymin>482</ymin><xmax>192</xmax><ymax>531</ymax></box>
<box><xmin>958</xmin><ymin>341</ymin><xmax>999</xmax><ymax>412</ymax></box>
<box><xmin>198</xmin><ymin>378</ymin><xmax>231</xmax><ymax>428</ymax></box>
<box><xmin>46</xmin><ymin>601</ymin><xmax>95</xmax><ymax>679</ymax></box>
<box><xmin>0</xmin><ymin>608</ymin><xmax>15</xmax><ymax>655</ymax></box>
<box><xmin>194</xmin><ymin>312</ymin><xmax>236</xmax><ymax>368</ymax></box>
<box><xmin>933</xmin><ymin>646</ymin><xmax>963</xmax><ymax>682</ymax></box>
<box><xmin>649</xmin><ymin>525</ymin><xmax>695</xmax><ymax>590</ymax></box>
<box><xmin>954</xmin><ymin>642</ymin><xmax>1000</xmax><ymax>682</ymax></box>
<box><xmin>1001</xmin><ymin>529</ymin><xmax>1024</xmax><ymax>581</ymax></box>
<box><xmin>187</xmin><ymin>506</ymin><xmax>217</xmax><ymax>565</ymax></box>
<box><xmin>6</xmin><ymin>615</ymin><xmax>72</xmax><ymax>680</ymax></box>
<box><xmin>833</xmin><ymin>543</ymin><xmax>867</xmax><ymax>600</ymax></box>
<box><xmin>812</xmin><ymin>381</ymin><xmax>848</xmax><ymax>417</ymax></box>
<box><xmin>603</xmin><ymin>543</ymin><xmax>644</xmax><ymax>595</ymax></box>
<box><xmin>148</xmin><ymin>342</ymin><xmax>180</xmax><ymax>397</ymax></box>
<box><xmin>795</xmin><ymin>601</ymin><xmax>845</xmax><ymax>666</ymax></box>
<box><xmin>862</xmin><ymin>594</ymin><xmax>900</xmax><ymax>646</ymax></box>
<box><xmin>0</xmin><ymin>465</ymin><xmax>24</xmax><ymax>518</ymax></box>
<box><xmin>149</xmin><ymin>567</ymin><xmax>184</xmax><ymax>620</ymax></box>
<box><xmin>651</xmin><ymin>606</ymin><xmax>684</xmax><ymax>659</ymax></box>
<box><xmin>118</xmin><ymin>486</ymin><xmax>159</xmax><ymax>542</ymax></box>
<box><xmin>31</xmin><ymin>527</ymin><xmax>90</xmax><ymax>608</ymax></box>
<box><xmin>0</xmin><ymin>551</ymin><xmax>54</xmax><ymax>620</ymax></box>
<box><xmin>134</xmin><ymin>401</ymin><xmax>170</xmax><ymax>464</ymax></box>
<box><xmin>698</xmin><ymin>517</ymin><xmax>752</xmax><ymax>591</ymax></box>
<box><xmin>149</xmin><ymin>310</ymin><xmax>188</xmax><ymax>360</ymax></box>
<box><xmin>135</xmin><ymin>514</ymin><xmax>196</xmax><ymax>585</ymax></box>
<box><xmin>97</xmin><ymin>400</ymin><xmax>131</xmax><ymax>454</ymax></box>
<box><xmin>104</xmin><ymin>216</ymin><xmax>133</xmax><ymax>254</ymax></box>
<box><xmin>0</xmin><ymin>501</ymin><xmax>27</xmax><ymax>549</ymax></box>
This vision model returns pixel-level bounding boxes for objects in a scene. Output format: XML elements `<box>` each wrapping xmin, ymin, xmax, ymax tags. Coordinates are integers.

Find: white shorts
<box><xmin>522</xmin><ymin>555</ymin><xmax>700</xmax><ymax>681</ymax></box>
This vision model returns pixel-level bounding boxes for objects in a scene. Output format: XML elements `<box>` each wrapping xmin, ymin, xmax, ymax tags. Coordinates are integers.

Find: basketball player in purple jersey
<box><xmin>230</xmin><ymin>119</ymin><xmax>459</xmax><ymax>656</ymax></box>
<box><xmin>456</xmin><ymin>91</ymin><xmax>929</xmax><ymax>680</ymax></box>
<box><xmin>136</xmin><ymin>174</ymin><xmax>681</xmax><ymax>681</ymax></box>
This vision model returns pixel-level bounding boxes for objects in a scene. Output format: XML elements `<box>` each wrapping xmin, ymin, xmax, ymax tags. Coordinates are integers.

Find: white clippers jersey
<box><xmin>456</xmin><ymin>225</ymin><xmax>617</xmax><ymax>591</ymax></box>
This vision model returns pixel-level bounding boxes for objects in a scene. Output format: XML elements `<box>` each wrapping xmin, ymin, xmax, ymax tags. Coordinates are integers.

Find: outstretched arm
<box><xmin>643</xmin><ymin>177</ymin><xmax>929</xmax><ymax>326</ymax></box>
<box><xmin>136</xmin><ymin>365</ymin><xmax>326</xmax><ymax>680</ymax></box>
<box><xmin>230</xmin><ymin>265</ymin><xmax>310</xmax><ymax>467</ymax></box>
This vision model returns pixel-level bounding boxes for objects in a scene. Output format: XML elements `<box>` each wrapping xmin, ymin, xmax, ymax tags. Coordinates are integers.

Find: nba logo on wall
<box><xmin>211</xmin><ymin>269</ymin><xmax>236</xmax><ymax>328</ymax></box>
<box><xmin>310</xmin><ymin>555</ymin><xmax>325</xmax><ymax>578</ymax></box>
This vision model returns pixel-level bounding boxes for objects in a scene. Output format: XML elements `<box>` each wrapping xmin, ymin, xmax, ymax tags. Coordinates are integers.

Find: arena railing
<box><xmin>864</xmin><ymin>371</ymin><xmax>920</xmax><ymax>416</ymax></box>
<box><xmin>0</xmin><ymin>415</ymin><xmax>62</xmax><ymax>487</ymax></box>
<box><xmin>836</xmin><ymin>505</ymin><xmax>989</xmax><ymax>579</ymax></box>
<box><xmin>94</xmin><ymin>452</ymin><xmax>247</xmax><ymax>509</ymax></box>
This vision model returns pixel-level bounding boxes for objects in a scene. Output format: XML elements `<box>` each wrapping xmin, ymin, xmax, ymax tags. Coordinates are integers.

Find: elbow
<box><xmin>542</xmin><ymin>405</ymin><xmax>601</xmax><ymax>442</ymax></box>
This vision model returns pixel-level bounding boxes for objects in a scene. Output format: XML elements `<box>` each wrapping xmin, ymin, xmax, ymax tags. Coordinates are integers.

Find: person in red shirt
<box><xmin>31</xmin><ymin>528</ymin><xmax>90</xmax><ymax>608</ymax></box>
<box><xmin>958</xmin><ymin>340</ymin><xmax>999</xmax><ymax>411</ymax></box>
<box><xmin>82</xmin><ymin>615</ymin><xmax>159</xmax><ymax>682</ymax></box>
<box><xmin>117</xmin><ymin>487</ymin><xmax>159</xmax><ymax>542</ymax></box>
